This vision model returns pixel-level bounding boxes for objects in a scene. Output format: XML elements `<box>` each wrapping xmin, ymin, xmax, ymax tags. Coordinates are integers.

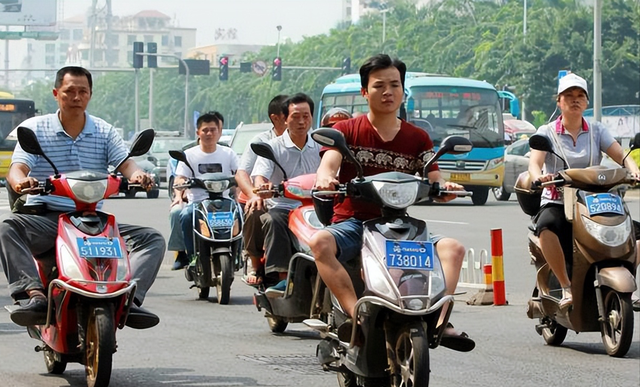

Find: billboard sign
<box><xmin>0</xmin><ymin>0</ymin><xmax>57</xmax><ymax>26</ymax></box>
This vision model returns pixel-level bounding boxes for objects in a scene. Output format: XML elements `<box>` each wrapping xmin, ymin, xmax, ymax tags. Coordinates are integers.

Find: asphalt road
<box><xmin>0</xmin><ymin>188</ymin><xmax>638</xmax><ymax>387</ymax></box>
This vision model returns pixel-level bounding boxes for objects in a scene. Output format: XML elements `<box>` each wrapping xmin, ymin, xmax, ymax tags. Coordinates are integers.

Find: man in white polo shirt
<box><xmin>250</xmin><ymin>93</ymin><xmax>320</xmax><ymax>289</ymax></box>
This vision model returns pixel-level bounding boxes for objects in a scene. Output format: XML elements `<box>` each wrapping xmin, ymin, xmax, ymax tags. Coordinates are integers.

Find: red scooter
<box><xmin>249</xmin><ymin>142</ymin><xmax>331</xmax><ymax>333</ymax></box>
<box><xmin>4</xmin><ymin>127</ymin><xmax>155</xmax><ymax>387</ymax></box>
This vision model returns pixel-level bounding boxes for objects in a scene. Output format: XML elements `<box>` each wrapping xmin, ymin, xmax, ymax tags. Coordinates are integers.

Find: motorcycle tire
<box><xmin>540</xmin><ymin>318</ymin><xmax>567</xmax><ymax>346</ymax></box>
<box><xmin>216</xmin><ymin>253</ymin><xmax>233</xmax><ymax>305</ymax></box>
<box><xmin>267</xmin><ymin>315</ymin><xmax>288</xmax><ymax>333</ymax></box>
<box><xmin>600</xmin><ymin>287</ymin><xmax>634</xmax><ymax>357</ymax></box>
<box><xmin>85</xmin><ymin>304</ymin><xmax>115</xmax><ymax>387</ymax></box>
<box><xmin>393</xmin><ymin>321</ymin><xmax>429</xmax><ymax>387</ymax></box>
<box><xmin>44</xmin><ymin>347</ymin><xmax>67</xmax><ymax>374</ymax></box>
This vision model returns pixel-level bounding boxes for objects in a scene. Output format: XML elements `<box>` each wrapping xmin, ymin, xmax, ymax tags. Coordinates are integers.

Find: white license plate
<box><xmin>76</xmin><ymin>237</ymin><xmax>123</xmax><ymax>259</ymax></box>
<box><xmin>385</xmin><ymin>240</ymin><xmax>434</xmax><ymax>271</ymax></box>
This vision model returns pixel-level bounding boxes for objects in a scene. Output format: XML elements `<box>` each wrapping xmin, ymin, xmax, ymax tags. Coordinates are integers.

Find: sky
<box><xmin>63</xmin><ymin>0</ymin><xmax>345</xmax><ymax>46</ymax></box>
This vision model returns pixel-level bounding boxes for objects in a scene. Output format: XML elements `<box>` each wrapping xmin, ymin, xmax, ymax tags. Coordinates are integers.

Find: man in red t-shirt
<box><xmin>310</xmin><ymin>54</ymin><xmax>474</xmax><ymax>351</ymax></box>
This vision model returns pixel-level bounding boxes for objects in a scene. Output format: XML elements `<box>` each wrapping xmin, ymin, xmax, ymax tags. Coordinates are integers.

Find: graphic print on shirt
<box><xmin>198</xmin><ymin>163</ymin><xmax>223</xmax><ymax>174</ymax></box>
<box><xmin>351</xmin><ymin>146</ymin><xmax>435</xmax><ymax>175</ymax></box>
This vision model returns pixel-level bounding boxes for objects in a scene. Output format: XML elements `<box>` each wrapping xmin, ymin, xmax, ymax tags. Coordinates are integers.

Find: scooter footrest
<box><xmin>303</xmin><ymin>318</ymin><xmax>329</xmax><ymax>331</ymax></box>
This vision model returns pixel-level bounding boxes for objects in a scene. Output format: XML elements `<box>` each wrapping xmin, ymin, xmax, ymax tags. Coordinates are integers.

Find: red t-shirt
<box><xmin>321</xmin><ymin>115</ymin><xmax>439</xmax><ymax>222</ymax></box>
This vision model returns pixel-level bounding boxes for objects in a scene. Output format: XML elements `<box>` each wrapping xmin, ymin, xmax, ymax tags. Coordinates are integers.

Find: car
<box><xmin>228</xmin><ymin>122</ymin><xmax>273</xmax><ymax>157</ymax></box>
<box><xmin>219</xmin><ymin>129</ymin><xmax>235</xmax><ymax>146</ymax></box>
<box><xmin>493</xmin><ymin>138</ymin><xmax>624</xmax><ymax>201</ymax></box>
<box><xmin>148</xmin><ymin>136</ymin><xmax>194</xmax><ymax>183</ymax></box>
<box><xmin>109</xmin><ymin>155</ymin><xmax>161</xmax><ymax>199</ymax></box>
<box><xmin>0</xmin><ymin>0</ymin><xmax>22</xmax><ymax>12</ymax></box>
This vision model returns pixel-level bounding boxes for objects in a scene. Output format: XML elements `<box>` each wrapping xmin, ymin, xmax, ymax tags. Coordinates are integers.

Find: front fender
<box><xmin>597</xmin><ymin>266</ymin><xmax>637</xmax><ymax>293</ymax></box>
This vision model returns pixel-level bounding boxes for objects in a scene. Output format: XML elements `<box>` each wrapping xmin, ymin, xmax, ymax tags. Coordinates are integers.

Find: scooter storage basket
<box><xmin>514</xmin><ymin>171</ymin><xmax>542</xmax><ymax>217</ymax></box>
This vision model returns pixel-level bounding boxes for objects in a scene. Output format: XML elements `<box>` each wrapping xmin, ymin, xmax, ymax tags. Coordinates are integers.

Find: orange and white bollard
<box><xmin>491</xmin><ymin>228</ymin><xmax>507</xmax><ymax>306</ymax></box>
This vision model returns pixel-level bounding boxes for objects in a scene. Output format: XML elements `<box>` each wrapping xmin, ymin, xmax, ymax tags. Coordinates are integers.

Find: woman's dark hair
<box><xmin>359</xmin><ymin>54</ymin><xmax>406</xmax><ymax>89</ymax></box>
<box><xmin>282</xmin><ymin>93</ymin><xmax>314</xmax><ymax>119</ymax></box>
<box><xmin>55</xmin><ymin>66</ymin><xmax>93</xmax><ymax>92</ymax></box>
<box><xmin>197</xmin><ymin>111</ymin><xmax>224</xmax><ymax>128</ymax></box>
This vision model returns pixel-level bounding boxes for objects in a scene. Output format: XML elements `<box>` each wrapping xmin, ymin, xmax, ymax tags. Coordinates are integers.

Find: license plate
<box><xmin>207</xmin><ymin>211</ymin><xmax>234</xmax><ymax>229</ymax></box>
<box><xmin>585</xmin><ymin>193</ymin><xmax>624</xmax><ymax>216</ymax></box>
<box><xmin>385</xmin><ymin>240</ymin><xmax>434</xmax><ymax>271</ymax></box>
<box><xmin>76</xmin><ymin>237</ymin><xmax>123</xmax><ymax>259</ymax></box>
<box><xmin>450</xmin><ymin>173</ymin><xmax>470</xmax><ymax>182</ymax></box>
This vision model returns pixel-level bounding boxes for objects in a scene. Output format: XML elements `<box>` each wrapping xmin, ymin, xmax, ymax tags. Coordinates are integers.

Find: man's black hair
<box><xmin>197</xmin><ymin>111</ymin><xmax>224</xmax><ymax>128</ymax></box>
<box><xmin>268</xmin><ymin>94</ymin><xmax>288</xmax><ymax>118</ymax></box>
<box><xmin>55</xmin><ymin>66</ymin><xmax>93</xmax><ymax>92</ymax></box>
<box><xmin>282</xmin><ymin>93</ymin><xmax>314</xmax><ymax>119</ymax></box>
<box><xmin>359</xmin><ymin>54</ymin><xmax>406</xmax><ymax>90</ymax></box>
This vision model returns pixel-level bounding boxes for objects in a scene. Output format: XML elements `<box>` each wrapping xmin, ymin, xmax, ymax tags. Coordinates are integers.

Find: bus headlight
<box><xmin>487</xmin><ymin>157</ymin><xmax>504</xmax><ymax>170</ymax></box>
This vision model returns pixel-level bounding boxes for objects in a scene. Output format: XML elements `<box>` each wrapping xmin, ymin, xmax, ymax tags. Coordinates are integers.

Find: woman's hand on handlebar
<box><xmin>536</xmin><ymin>173</ymin><xmax>555</xmax><ymax>184</ymax></box>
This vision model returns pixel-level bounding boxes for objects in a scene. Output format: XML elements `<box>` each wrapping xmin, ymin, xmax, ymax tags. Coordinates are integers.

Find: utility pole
<box><xmin>593</xmin><ymin>0</ymin><xmax>602</xmax><ymax>122</ymax></box>
<box><xmin>522</xmin><ymin>0</ymin><xmax>527</xmax><ymax>122</ymax></box>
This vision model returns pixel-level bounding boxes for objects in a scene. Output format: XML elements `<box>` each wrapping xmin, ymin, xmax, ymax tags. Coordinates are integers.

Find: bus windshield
<box><xmin>0</xmin><ymin>101</ymin><xmax>35</xmax><ymax>151</ymax></box>
<box><xmin>320</xmin><ymin>92</ymin><xmax>368</xmax><ymax>119</ymax></box>
<box><xmin>406</xmin><ymin>86</ymin><xmax>503</xmax><ymax>148</ymax></box>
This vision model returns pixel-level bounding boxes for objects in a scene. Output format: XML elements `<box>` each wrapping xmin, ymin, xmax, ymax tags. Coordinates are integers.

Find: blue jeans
<box><xmin>179</xmin><ymin>202</ymin><xmax>196</xmax><ymax>257</ymax></box>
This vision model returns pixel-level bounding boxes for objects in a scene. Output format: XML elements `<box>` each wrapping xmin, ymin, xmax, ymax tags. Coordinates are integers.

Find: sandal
<box><xmin>440</xmin><ymin>323</ymin><xmax>475</xmax><ymax>352</ymax></box>
<box><xmin>242</xmin><ymin>271</ymin><xmax>263</xmax><ymax>286</ymax></box>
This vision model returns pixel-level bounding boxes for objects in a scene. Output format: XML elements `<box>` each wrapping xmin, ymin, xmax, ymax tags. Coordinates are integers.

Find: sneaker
<box><xmin>10</xmin><ymin>295</ymin><xmax>48</xmax><ymax>326</ymax></box>
<box><xmin>171</xmin><ymin>251</ymin><xmax>189</xmax><ymax>271</ymax></box>
<box><xmin>631</xmin><ymin>293</ymin><xmax>640</xmax><ymax>312</ymax></box>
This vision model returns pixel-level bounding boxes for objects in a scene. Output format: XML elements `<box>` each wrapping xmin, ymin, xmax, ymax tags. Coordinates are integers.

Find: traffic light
<box><xmin>272</xmin><ymin>57</ymin><xmax>282</xmax><ymax>81</ymax></box>
<box><xmin>219</xmin><ymin>56</ymin><xmax>229</xmax><ymax>81</ymax></box>
<box><xmin>132</xmin><ymin>41</ymin><xmax>144</xmax><ymax>69</ymax></box>
<box><xmin>147</xmin><ymin>42</ymin><xmax>157</xmax><ymax>68</ymax></box>
<box><xmin>341</xmin><ymin>57</ymin><xmax>351</xmax><ymax>75</ymax></box>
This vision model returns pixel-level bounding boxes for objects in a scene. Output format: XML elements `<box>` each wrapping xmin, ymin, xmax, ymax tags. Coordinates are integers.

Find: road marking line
<box><xmin>424</xmin><ymin>219</ymin><xmax>469</xmax><ymax>225</ymax></box>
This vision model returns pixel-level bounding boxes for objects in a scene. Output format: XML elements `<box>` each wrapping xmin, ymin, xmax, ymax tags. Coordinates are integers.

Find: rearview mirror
<box><xmin>251</xmin><ymin>142</ymin><xmax>288</xmax><ymax>181</ymax></box>
<box><xmin>17</xmin><ymin>126</ymin><xmax>59</xmax><ymax>176</ymax></box>
<box><xmin>129</xmin><ymin>128</ymin><xmax>155</xmax><ymax>157</ymax></box>
<box><xmin>311</xmin><ymin>128</ymin><xmax>363</xmax><ymax>180</ymax></box>
<box><xmin>528</xmin><ymin>134</ymin><xmax>553</xmax><ymax>152</ymax></box>
<box><xmin>423</xmin><ymin>135</ymin><xmax>472</xmax><ymax>175</ymax></box>
<box><xmin>631</xmin><ymin>133</ymin><xmax>640</xmax><ymax>151</ymax></box>
<box><xmin>169</xmin><ymin>150</ymin><xmax>195</xmax><ymax>177</ymax></box>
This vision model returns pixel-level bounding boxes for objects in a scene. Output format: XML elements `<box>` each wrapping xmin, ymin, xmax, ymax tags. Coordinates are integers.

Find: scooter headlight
<box><xmin>67</xmin><ymin>178</ymin><xmax>108</xmax><ymax>203</ymax></box>
<box><xmin>204</xmin><ymin>180</ymin><xmax>229</xmax><ymax>193</ymax></box>
<box><xmin>372</xmin><ymin>180</ymin><xmax>419</xmax><ymax>209</ymax></box>
<box><xmin>59</xmin><ymin>244</ymin><xmax>83</xmax><ymax>279</ymax></box>
<box><xmin>363</xmin><ymin>254</ymin><xmax>398</xmax><ymax>302</ymax></box>
<box><xmin>581</xmin><ymin>216</ymin><xmax>632</xmax><ymax>247</ymax></box>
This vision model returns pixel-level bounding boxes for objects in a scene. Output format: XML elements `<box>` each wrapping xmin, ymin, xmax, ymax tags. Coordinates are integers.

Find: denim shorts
<box><xmin>325</xmin><ymin>218</ymin><xmax>363</xmax><ymax>264</ymax></box>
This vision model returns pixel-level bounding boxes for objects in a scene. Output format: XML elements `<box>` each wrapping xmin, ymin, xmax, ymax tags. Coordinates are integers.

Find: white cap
<box><xmin>557</xmin><ymin>73</ymin><xmax>589</xmax><ymax>99</ymax></box>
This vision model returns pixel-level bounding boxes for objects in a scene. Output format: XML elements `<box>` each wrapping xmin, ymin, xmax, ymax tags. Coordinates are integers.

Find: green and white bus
<box><xmin>317</xmin><ymin>73</ymin><xmax>505</xmax><ymax>205</ymax></box>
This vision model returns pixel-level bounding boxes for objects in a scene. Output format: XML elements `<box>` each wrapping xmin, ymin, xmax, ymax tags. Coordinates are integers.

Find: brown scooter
<box><xmin>516</xmin><ymin>134</ymin><xmax>639</xmax><ymax>357</ymax></box>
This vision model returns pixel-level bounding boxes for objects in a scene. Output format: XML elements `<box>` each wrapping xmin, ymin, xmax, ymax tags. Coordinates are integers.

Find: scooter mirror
<box><xmin>423</xmin><ymin>135</ymin><xmax>473</xmax><ymax>175</ymax></box>
<box><xmin>440</xmin><ymin>135</ymin><xmax>473</xmax><ymax>155</ymax></box>
<box><xmin>17</xmin><ymin>126</ymin><xmax>44</xmax><ymax>156</ymax></box>
<box><xmin>169</xmin><ymin>150</ymin><xmax>196</xmax><ymax>178</ymax></box>
<box><xmin>529</xmin><ymin>134</ymin><xmax>553</xmax><ymax>152</ymax></box>
<box><xmin>17</xmin><ymin>126</ymin><xmax>59</xmax><ymax>176</ymax></box>
<box><xmin>251</xmin><ymin>142</ymin><xmax>288</xmax><ymax>181</ymax></box>
<box><xmin>129</xmin><ymin>128</ymin><xmax>155</xmax><ymax>157</ymax></box>
<box><xmin>631</xmin><ymin>133</ymin><xmax>640</xmax><ymax>151</ymax></box>
<box><xmin>311</xmin><ymin>128</ymin><xmax>363</xmax><ymax>180</ymax></box>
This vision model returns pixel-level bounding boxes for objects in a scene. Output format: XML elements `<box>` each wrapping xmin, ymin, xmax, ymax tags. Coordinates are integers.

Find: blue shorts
<box><xmin>326</xmin><ymin>218</ymin><xmax>445</xmax><ymax>264</ymax></box>
<box><xmin>325</xmin><ymin>218</ymin><xmax>363</xmax><ymax>264</ymax></box>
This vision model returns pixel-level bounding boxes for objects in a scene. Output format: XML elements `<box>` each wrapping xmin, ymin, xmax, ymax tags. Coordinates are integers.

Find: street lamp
<box><xmin>380</xmin><ymin>8</ymin><xmax>390</xmax><ymax>52</ymax></box>
<box><xmin>276</xmin><ymin>25</ymin><xmax>282</xmax><ymax>58</ymax></box>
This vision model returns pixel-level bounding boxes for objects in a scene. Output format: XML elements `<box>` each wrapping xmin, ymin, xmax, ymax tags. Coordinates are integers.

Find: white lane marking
<box><xmin>424</xmin><ymin>219</ymin><xmax>469</xmax><ymax>225</ymax></box>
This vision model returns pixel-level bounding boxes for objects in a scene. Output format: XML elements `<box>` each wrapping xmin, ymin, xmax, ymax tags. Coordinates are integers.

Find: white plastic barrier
<box><xmin>458</xmin><ymin>248</ymin><xmax>490</xmax><ymax>289</ymax></box>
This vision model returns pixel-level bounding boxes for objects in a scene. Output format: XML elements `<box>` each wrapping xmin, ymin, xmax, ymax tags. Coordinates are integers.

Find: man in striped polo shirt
<box><xmin>0</xmin><ymin>66</ymin><xmax>165</xmax><ymax>329</ymax></box>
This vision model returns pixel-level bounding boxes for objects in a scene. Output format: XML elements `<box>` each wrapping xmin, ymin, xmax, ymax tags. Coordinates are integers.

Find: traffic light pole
<box><xmin>136</xmin><ymin>52</ymin><xmax>190</xmax><ymax>138</ymax></box>
<box><xmin>134</xmin><ymin>68</ymin><xmax>140</xmax><ymax>133</ymax></box>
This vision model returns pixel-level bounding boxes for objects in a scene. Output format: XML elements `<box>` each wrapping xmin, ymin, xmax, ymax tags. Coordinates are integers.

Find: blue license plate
<box><xmin>76</xmin><ymin>237</ymin><xmax>123</xmax><ymax>259</ymax></box>
<box><xmin>385</xmin><ymin>240</ymin><xmax>434</xmax><ymax>271</ymax></box>
<box><xmin>207</xmin><ymin>211</ymin><xmax>234</xmax><ymax>229</ymax></box>
<box><xmin>585</xmin><ymin>193</ymin><xmax>624</xmax><ymax>216</ymax></box>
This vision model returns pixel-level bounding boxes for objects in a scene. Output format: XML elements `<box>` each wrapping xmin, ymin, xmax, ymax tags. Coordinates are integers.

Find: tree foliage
<box><xmin>16</xmin><ymin>0</ymin><xmax>640</xmax><ymax>136</ymax></box>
